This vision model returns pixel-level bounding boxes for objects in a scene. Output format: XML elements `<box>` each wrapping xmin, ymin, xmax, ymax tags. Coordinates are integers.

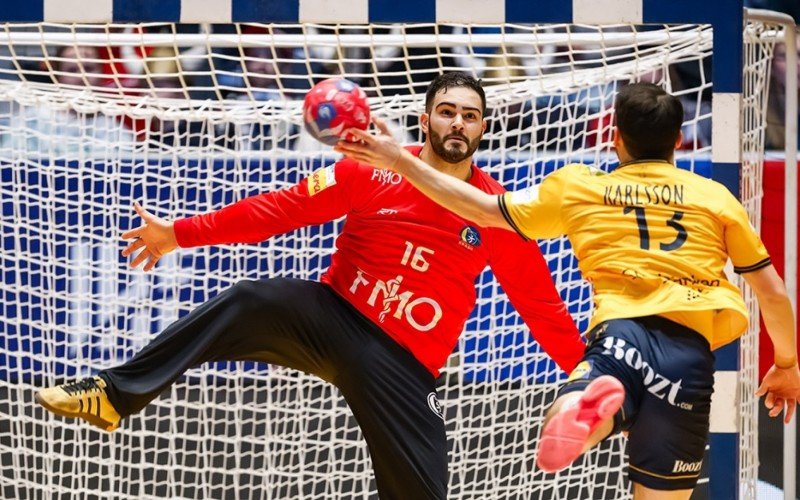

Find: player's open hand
<box><xmin>333</xmin><ymin>116</ymin><xmax>404</xmax><ymax>171</ymax></box>
<box><xmin>756</xmin><ymin>362</ymin><xmax>800</xmax><ymax>423</ymax></box>
<box><xmin>120</xmin><ymin>202</ymin><xmax>178</xmax><ymax>272</ymax></box>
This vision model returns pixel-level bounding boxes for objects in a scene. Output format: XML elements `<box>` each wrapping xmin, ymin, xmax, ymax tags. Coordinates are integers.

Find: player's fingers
<box><xmin>334</xmin><ymin>143</ymin><xmax>370</xmax><ymax>162</ymax></box>
<box><xmin>769</xmin><ymin>398</ymin><xmax>784</xmax><ymax>418</ymax></box>
<box><xmin>335</xmin><ymin>140</ymin><xmax>363</xmax><ymax>152</ymax></box>
<box><xmin>764</xmin><ymin>391</ymin><xmax>775</xmax><ymax>409</ymax></box>
<box><xmin>121</xmin><ymin>238</ymin><xmax>145</xmax><ymax>257</ymax></box>
<box><xmin>129</xmin><ymin>248</ymin><xmax>151</xmax><ymax>269</ymax></box>
<box><xmin>786</xmin><ymin>400</ymin><xmax>797</xmax><ymax>423</ymax></box>
<box><xmin>346</xmin><ymin>128</ymin><xmax>372</xmax><ymax>142</ymax></box>
<box><xmin>133</xmin><ymin>202</ymin><xmax>152</xmax><ymax>222</ymax></box>
<box><xmin>755</xmin><ymin>384</ymin><xmax>767</xmax><ymax>397</ymax></box>
<box><xmin>372</xmin><ymin>116</ymin><xmax>391</xmax><ymax>136</ymax></box>
<box><xmin>143</xmin><ymin>255</ymin><xmax>160</xmax><ymax>272</ymax></box>
<box><xmin>121</xmin><ymin>226</ymin><xmax>143</xmax><ymax>240</ymax></box>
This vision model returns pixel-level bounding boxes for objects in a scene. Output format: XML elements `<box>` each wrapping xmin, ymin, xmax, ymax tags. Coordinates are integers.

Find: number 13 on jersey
<box><xmin>623</xmin><ymin>206</ymin><xmax>687</xmax><ymax>251</ymax></box>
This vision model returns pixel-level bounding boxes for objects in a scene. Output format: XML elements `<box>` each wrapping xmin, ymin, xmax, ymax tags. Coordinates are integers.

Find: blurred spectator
<box><xmin>765</xmin><ymin>36</ymin><xmax>800</xmax><ymax>149</ymax></box>
<box><xmin>302</xmin><ymin>25</ymin><xmax>406</xmax><ymax>90</ymax></box>
<box><xmin>51</xmin><ymin>45</ymin><xmax>105</xmax><ymax>88</ymax></box>
<box><xmin>238</xmin><ymin>45</ymin><xmax>291</xmax><ymax>100</ymax></box>
<box><xmin>218</xmin><ymin>45</ymin><xmax>296</xmax><ymax>151</ymax></box>
<box><xmin>0</xmin><ymin>45</ymin><xmax>135</xmax><ymax>156</ymax></box>
<box><xmin>147</xmin><ymin>75</ymin><xmax>215</xmax><ymax>149</ymax></box>
<box><xmin>668</xmin><ymin>60</ymin><xmax>713</xmax><ymax>148</ymax></box>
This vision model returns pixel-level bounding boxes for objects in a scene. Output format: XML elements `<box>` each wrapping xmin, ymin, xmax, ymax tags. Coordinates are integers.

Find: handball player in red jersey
<box><xmin>35</xmin><ymin>73</ymin><xmax>584</xmax><ymax>500</ymax></box>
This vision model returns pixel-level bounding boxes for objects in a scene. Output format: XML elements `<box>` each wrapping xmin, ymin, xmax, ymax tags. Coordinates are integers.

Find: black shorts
<box><xmin>559</xmin><ymin>316</ymin><xmax>715</xmax><ymax>490</ymax></box>
<box><xmin>100</xmin><ymin>278</ymin><xmax>447</xmax><ymax>500</ymax></box>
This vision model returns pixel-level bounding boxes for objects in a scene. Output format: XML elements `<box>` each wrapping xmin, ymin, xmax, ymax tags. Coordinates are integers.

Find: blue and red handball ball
<box><xmin>303</xmin><ymin>78</ymin><xmax>370</xmax><ymax>145</ymax></box>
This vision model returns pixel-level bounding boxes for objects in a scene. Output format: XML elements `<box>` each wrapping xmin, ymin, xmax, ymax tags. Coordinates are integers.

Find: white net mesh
<box><xmin>0</xmin><ymin>21</ymin><xmax>775</xmax><ymax>499</ymax></box>
<box><xmin>737</xmin><ymin>17</ymin><xmax>786</xmax><ymax>499</ymax></box>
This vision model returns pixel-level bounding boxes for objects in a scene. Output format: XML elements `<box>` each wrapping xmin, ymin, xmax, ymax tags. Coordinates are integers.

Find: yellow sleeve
<box><xmin>720</xmin><ymin>188</ymin><xmax>771</xmax><ymax>273</ymax></box>
<box><xmin>498</xmin><ymin>166</ymin><xmax>574</xmax><ymax>240</ymax></box>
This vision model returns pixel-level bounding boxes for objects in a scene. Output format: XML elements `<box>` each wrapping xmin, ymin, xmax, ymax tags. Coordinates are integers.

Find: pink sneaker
<box><xmin>536</xmin><ymin>375</ymin><xmax>625</xmax><ymax>473</ymax></box>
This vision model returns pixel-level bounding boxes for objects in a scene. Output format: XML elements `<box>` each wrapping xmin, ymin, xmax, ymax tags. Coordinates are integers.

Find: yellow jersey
<box><xmin>499</xmin><ymin>160</ymin><xmax>771</xmax><ymax>350</ymax></box>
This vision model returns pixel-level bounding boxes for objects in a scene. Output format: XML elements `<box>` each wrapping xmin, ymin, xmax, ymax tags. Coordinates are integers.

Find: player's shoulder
<box><xmin>546</xmin><ymin>163</ymin><xmax>606</xmax><ymax>186</ymax></box>
<box><xmin>330</xmin><ymin>156</ymin><xmax>376</xmax><ymax>180</ymax></box>
<box><xmin>561</xmin><ymin>163</ymin><xmax>605</xmax><ymax>175</ymax></box>
<box><xmin>470</xmin><ymin>167</ymin><xmax>506</xmax><ymax>194</ymax></box>
<box><xmin>673</xmin><ymin>168</ymin><xmax>737</xmax><ymax>201</ymax></box>
<box><xmin>554</xmin><ymin>163</ymin><xmax>606</xmax><ymax>178</ymax></box>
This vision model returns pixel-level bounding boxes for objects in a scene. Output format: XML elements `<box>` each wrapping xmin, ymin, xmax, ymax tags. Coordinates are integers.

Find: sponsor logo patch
<box><xmin>427</xmin><ymin>392</ymin><xmax>444</xmax><ymax>420</ymax></box>
<box><xmin>567</xmin><ymin>360</ymin><xmax>593</xmax><ymax>382</ymax></box>
<box><xmin>672</xmin><ymin>460</ymin><xmax>702</xmax><ymax>474</ymax></box>
<box><xmin>371</xmin><ymin>168</ymin><xmax>402</xmax><ymax>185</ymax></box>
<box><xmin>601</xmin><ymin>336</ymin><xmax>693</xmax><ymax>410</ymax></box>
<box><xmin>307</xmin><ymin>165</ymin><xmax>337</xmax><ymax>196</ymax></box>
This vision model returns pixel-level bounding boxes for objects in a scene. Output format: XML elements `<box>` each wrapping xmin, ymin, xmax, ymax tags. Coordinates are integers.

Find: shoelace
<box><xmin>61</xmin><ymin>378</ymin><xmax>101</xmax><ymax>396</ymax></box>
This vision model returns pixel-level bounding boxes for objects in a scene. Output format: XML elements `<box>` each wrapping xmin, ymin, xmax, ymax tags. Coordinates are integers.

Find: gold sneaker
<box><xmin>35</xmin><ymin>376</ymin><xmax>121</xmax><ymax>432</ymax></box>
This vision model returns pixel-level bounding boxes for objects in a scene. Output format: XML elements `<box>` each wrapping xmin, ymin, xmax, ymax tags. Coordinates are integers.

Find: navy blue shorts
<box><xmin>559</xmin><ymin>316</ymin><xmax>715</xmax><ymax>490</ymax></box>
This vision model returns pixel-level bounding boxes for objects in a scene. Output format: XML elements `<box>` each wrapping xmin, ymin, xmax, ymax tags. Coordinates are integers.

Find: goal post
<box><xmin>744</xmin><ymin>9</ymin><xmax>799</xmax><ymax>500</ymax></box>
<box><xmin>0</xmin><ymin>0</ymin><xmax>788</xmax><ymax>498</ymax></box>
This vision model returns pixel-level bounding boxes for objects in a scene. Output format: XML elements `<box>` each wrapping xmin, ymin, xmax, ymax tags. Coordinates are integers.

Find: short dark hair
<box><xmin>425</xmin><ymin>73</ymin><xmax>486</xmax><ymax>117</ymax></box>
<box><xmin>614</xmin><ymin>82</ymin><xmax>683</xmax><ymax>161</ymax></box>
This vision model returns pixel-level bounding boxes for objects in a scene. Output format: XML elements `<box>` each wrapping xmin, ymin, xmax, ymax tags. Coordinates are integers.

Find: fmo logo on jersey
<box><xmin>349</xmin><ymin>269</ymin><xmax>443</xmax><ymax>332</ymax></box>
<box><xmin>371</xmin><ymin>168</ymin><xmax>402</xmax><ymax>185</ymax></box>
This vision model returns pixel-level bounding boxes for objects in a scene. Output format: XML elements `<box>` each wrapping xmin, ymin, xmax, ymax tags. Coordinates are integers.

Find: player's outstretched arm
<box><xmin>743</xmin><ymin>264</ymin><xmax>800</xmax><ymax>423</ymax></box>
<box><xmin>121</xmin><ymin>202</ymin><xmax>178</xmax><ymax>272</ymax></box>
<box><xmin>335</xmin><ymin>118</ymin><xmax>512</xmax><ymax>231</ymax></box>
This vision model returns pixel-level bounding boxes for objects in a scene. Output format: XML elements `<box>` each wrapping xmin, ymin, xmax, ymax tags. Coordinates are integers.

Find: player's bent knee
<box><xmin>228</xmin><ymin>279</ymin><xmax>286</xmax><ymax>310</ymax></box>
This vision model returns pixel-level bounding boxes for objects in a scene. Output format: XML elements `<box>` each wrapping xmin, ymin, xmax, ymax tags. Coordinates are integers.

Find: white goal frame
<box><xmin>0</xmin><ymin>0</ymin><xmax>795</xmax><ymax>499</ymax></box>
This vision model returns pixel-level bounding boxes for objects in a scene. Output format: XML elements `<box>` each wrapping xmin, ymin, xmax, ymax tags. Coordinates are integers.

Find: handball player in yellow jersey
<box><xmin>336</xmin><ymin>82</ymin><xmax>800</xmax><ymax>499</ymax></box>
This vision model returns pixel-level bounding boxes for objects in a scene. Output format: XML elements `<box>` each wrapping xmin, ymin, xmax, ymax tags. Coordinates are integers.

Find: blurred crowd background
<box><xmin>0</xmin><ymin>0</ymin><xmax>795</xmax><ymax>154</ymax></box>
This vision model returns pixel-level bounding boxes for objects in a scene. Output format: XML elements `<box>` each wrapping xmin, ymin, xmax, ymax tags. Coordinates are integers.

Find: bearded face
<box><xmin>424</xmin><ymin>86</ymin><xmax>485</xmax><ymax>164</ymax></box>
<box><xmin>428</xmin><ymin>127</ymin><xmax>481</xmax><ymax>164</ymax></box>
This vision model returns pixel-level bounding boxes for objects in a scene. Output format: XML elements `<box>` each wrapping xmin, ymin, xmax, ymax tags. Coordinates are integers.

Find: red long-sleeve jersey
<box><xmin>174</xmin><ymin>146</ymin><xmax>584</xmax><ymax>376</ymax></box>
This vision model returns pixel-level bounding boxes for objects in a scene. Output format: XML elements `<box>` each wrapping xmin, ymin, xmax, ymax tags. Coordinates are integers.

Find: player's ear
<box><xmin>612</xmin><ymin>127</ymin><xmax>622</xmax><ymax>150</ymax></box>
<box><xmin>674</xmin><ymin>131</ymin><xmax>683</xmax><ymax>149</ymax></box>
<box><xmin>420</xmin><ymin>113</ymin><xmax>430</xmax><ymax>134</ymax></box>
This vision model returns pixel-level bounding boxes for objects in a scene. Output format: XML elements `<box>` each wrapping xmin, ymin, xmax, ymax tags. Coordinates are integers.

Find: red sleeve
<box><xmin>174</xmin><ymin>159</ymin><xmax>360</xmax><ymax>248</ymax></box>
<box><xmin>487</xmin><ymin>228</ymin><xmax>585</xmax><ymax>373</ymax></box>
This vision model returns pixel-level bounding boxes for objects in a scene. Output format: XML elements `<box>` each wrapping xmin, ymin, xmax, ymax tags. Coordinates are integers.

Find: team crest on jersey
<box><xmin>567</xmin><ymin>360</ymin><xmax>593</xmax><ymax>382</ymax></box>
<box><xmin>307</xmin><ymin>165</ymin><xmax>337</xmax><ymax>196</ymax></box>
<box><xmin>459</xmin><ymin>226</ymin><xmax>481</xmax><ymax>249</ymax></box>
<box><xmin>427</xmin><ymin>392</ymin><xmax>444</xmax><ymax>420</ymax></box>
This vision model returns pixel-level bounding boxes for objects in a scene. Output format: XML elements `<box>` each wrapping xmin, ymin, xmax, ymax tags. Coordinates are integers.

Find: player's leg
<box><xmin>334</xmin><ymin>323</ymin><xmax>447</xmax><ymax>500</ymax></box>
<box><xmin>632</xmin><ymin>483</ymin><xmax>692</xmax><ymax>500</ymax></box>
<box><xmin>537</xmin><ymin>375</ymin><xmax>625</xmax><ymax>468</ymax></box>
<box><xmin>36</xmin><ymin>279</ymin><xmax>347</xmax><ymax>430</ymax></box>
<box><xmin>536</xmin><ymin>320</ymin><xmax>642</xmax><ymax>472</ymax></box>
<box><xmin>624</xmin><ymin>317</ymin><xmax>713</xmax><ymax>497</ymax></box>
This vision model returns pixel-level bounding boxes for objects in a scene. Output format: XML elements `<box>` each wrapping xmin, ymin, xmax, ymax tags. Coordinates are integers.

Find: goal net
<box><xmin>0</xmin><ymin>20</ymin><xmax>778</xmax><ymax>499</ymax></box>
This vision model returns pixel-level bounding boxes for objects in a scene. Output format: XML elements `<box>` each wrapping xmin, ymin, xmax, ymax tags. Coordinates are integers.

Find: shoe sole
<box><xmin>34</xmin><ymin>392</ymin><xmax>118</xmax><ymax>432</ymax></box>
<box><xmin>536</xmin><ymin>376</ymin><xmax>625</xmax><ymax>473</ymax></box>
